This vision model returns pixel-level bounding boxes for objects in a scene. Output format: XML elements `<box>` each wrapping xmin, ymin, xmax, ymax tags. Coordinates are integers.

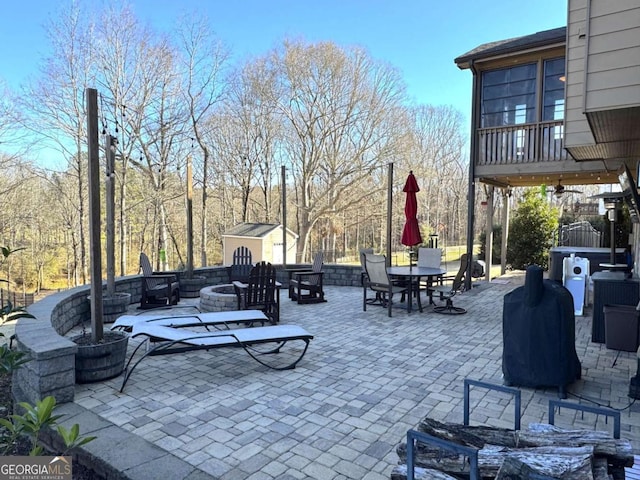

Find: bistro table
<box><xmin>387</xmin><ymin>266</ymin><xmax>447</xmax><ymax>313</ymax></box>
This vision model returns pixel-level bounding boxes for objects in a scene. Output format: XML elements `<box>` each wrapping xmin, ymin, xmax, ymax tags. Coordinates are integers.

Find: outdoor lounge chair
<box><xmin>432</xmin><ymin>253</ymin><xmax>468</xmax><ymax>315</ymax></box>
<box><xmin>119</xmin><ymin>323</ymin><xmax>313</xmax><ymax>392</ymax></box>
<box><xmin>139</xmin><ymin>252</ymin><xmax>180</xmax><ymax>309</ymax></box>
<box><xmin>288</xmin><ymin>252</ymin><xmax>326</xmax><ymax>304</ymax></box>
<box><xmin>363</xmin><ymin>253</ymin><xmax>408</xmax><ymax>317</ymax></box>
<box><xmin>233</xmin><ymin>261</ymin><xmax>280</xmax><ymax>323</ymax></box>
<box><xmin>111</xmin><ymin>309</ymin><xmax>269</xmax><ymax>332</ymax></box>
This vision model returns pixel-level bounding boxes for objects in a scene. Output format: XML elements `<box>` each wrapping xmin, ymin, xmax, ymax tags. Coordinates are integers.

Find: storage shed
<box><xmin>222</xmin><ymin>223</ymin><xmax>298</xmax><ymax>266</ymax></box>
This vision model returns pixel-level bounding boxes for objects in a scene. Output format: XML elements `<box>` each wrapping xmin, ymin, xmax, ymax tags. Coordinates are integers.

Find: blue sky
<box><xmin>1</xmin><ymin>0</ymin><xmax>567</xmax><ymax>159</ymax></box>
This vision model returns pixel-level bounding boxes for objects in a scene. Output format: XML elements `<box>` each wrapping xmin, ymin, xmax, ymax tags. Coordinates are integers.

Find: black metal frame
<box><xmin>463</xmin><ymin>378</ymin><xmax>522</xmax><ymax>430</ymax></box>
<box><xmin>406</xmin><ymin>430</ymin><xmax>479</xmax><ymax>480</ymax></box>
<box><xmin>120</xmin><ymin>326</ymin><xmax>312</xmax><ymax>392</ymax></box>
<box><xmin>548</xmin><ymin>399</ymin><xmax>621</xmax><ymax>439</ymax></box>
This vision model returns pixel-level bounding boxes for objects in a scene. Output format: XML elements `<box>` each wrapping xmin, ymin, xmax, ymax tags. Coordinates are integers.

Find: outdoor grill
<box><xmin>502</xmin><ymin>265</ymin><xmax>582</xmax><ymax>398</ymax></box>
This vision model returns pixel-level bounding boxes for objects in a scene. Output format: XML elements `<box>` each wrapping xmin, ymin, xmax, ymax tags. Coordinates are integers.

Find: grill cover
<box><xmin>502</xmin><ymin>265</ymin><xmax>581</xmax><ymax>396</ymax></box>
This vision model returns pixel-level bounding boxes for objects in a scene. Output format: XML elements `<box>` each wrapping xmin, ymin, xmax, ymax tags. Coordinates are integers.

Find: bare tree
<box><xmin>267</xmin><ymin>40</ymin><xmax>408</xmax><ymax>261</ymax></box>
<box><xmin>406</xmin><ymin>105</ymin><xmax>467</xmax><ymax>245</ymax></box>
<box><xmin>94</xmin><ymin>3</ymin><xmax>163</xmax><ymax>275</ymax></box>
<box><xmin>175</xmin><ymin>14</ymin><xmax>230</xmax><ymax>267</ymax></box>
<box><xmin>126</xmin><ymin>36</ymin><xmax>190</xmax><ymax>271</ymax></box>
<box><xmin>18</xmin><ymin>2</ymin><xmax>96</xmax><ymax>284</ymax></box>
<box><xmin>0</xmin><ymin>81</ymin><xmax>33</xmax><ymax>168</ymax></box>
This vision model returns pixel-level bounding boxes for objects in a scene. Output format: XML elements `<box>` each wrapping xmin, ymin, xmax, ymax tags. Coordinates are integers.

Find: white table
<box><xmin>387</xmin><ymin>266</ymin><xmax>447</xmax><ymax>313</ymax></box>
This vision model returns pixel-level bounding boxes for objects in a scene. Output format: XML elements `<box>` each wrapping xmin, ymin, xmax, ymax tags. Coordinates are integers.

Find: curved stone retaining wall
<box><xmin>14</xmin><ymin>264</ymin><xmax>362</xmax><ymax>405</ymax></box>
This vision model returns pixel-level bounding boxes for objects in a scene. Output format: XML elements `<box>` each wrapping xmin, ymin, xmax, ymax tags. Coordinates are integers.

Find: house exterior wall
<box><xmin>584</xmin><ymin>0</ymin><xmax>640</xmax><ymax>112</ymax></box>
<box><xmin>565</xmin><ymin>0</ymin><xmax>640</xmax><ymax>149</ymax></box>
<box><xmin>565</xmin><ymin>0</ymin><xmax>595</xmax><ymax>149</ymax></box>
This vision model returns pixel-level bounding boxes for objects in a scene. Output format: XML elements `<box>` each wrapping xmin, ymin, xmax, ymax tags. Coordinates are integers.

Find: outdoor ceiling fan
<box><xmin>547</xmin><ymin>180</ymin><xmax>582</xmax><ymax>197</ymax></box>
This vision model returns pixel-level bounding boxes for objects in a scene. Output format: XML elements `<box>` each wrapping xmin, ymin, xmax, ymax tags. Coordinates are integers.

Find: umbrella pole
<box><xmin>386</xmin><ymin>162</ymin><xmax>393</xmax><ymax>267</ymax></box>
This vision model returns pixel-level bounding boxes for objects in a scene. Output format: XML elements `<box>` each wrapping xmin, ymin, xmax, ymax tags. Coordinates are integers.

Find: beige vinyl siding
<box><xmin>223</xmin><ymin>237</ymin><xmax>262</xmax><ymax>265</ymax></box>
<box><xmin>564</xmin><ymin>0</ymin><xmax>594</xmax><ymax>148</ymax></box>
<box><xmin>222</xmin><ymin>228</ymin><xmax>298</xmax><ymax>265</ymax></box>
<box><xmin>584</xmin><ymin>2</ymin><xmax>640</xmax><ymax>112</ymax></box>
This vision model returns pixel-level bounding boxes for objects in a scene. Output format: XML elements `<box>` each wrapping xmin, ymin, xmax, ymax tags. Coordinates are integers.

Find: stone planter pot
<box><xmin>102</xmin><ymin>292</ymin><xmax>131</xmax><ymax>323</ymax></box>
<box><xmin>86</xmin><ymin>292</ymin><xmax>132</xmax><ymax>324</ymax></box>
<box><xmin>73</xmin><ymin>331</ymin><xmax>129</xmax><ymax>384</ymax></box>
<box><xmin>179</xmin><ymin>275</ymin><xmax>207</xmax><ymax>298</ymax></box>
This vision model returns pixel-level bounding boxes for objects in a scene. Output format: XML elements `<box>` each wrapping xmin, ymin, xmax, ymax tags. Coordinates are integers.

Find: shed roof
<box><xmin>224</xmin><ymin>223</ymin><xmax>280</xmax><ymax>238</ymax></box>
<box><xmin>223</xmin><ymin>222</ymin><xmax>298</xmax><ymax>239</ymax></box>
<box><xmin>455</xmin><ymin>26</ymin><xmax>566</xmax><ymax>69</ymax></box>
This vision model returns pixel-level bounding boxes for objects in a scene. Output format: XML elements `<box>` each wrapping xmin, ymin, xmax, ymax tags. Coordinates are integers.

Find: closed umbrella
<box><xmin>401</xmin><ymin>171</ymin><xmax>422</xmax><ymax>264</ymax></box>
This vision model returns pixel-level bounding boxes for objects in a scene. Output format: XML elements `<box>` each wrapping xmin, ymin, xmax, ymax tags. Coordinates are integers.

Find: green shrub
<box><xmin>0</xmin><ymin>396</ymin><xmax>96</xmax><ymax>456</ymax></box>
<box><xmin>507</xmin><ymin>190</ymin><xmax>559</xmax><ymax>270</ymax></box>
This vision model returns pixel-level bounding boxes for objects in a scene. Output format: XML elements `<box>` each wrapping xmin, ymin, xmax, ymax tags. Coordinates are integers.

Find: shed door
<box><xmin>272</xmin><ymin>243</ymin><xmax>283</xmax><ymax>264</ymax></box>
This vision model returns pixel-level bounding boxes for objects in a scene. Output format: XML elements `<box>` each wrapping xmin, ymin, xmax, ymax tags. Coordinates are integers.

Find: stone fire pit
<box><xmin>199</xmin><ymin>284</ymin><xmax>238</xmax><ymax>312</ymax></box>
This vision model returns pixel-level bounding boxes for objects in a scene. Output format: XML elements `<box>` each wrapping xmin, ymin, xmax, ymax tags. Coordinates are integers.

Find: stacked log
<box><xmin>391</xmin><ymin>418</ymin><xmax>634</xmax><ymax>480</ymax></box>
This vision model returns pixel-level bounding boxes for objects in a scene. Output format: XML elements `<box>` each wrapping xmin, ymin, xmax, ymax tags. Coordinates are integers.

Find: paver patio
<box><xmin>71</xmin><ymin>271</ymin><xmax>640</xmax><ymax>479</ymax></box>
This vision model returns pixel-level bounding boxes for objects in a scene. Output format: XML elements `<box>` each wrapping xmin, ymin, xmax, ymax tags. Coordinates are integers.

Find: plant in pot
<box><xmin>179</xmin><ymin>155</ymin><xmax>206</xmax><ymax>298</ymax></box>
<box><xmin>73</xmin><ymin>92</ymin><xmax>128</xmax><ymax>384</ymax></box>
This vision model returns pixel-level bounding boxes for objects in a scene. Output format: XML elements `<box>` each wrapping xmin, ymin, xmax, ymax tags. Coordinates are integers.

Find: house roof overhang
<box><xmin>455</xmin><ymin>26</ymin><xmax>567</xmax><ymax>70</ymax></box>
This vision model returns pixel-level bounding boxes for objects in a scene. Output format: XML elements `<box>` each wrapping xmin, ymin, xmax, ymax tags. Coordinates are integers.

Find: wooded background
<box><xmin>0</xmin><ymin>3</ymin><xmax>474</xmax><ymax>292</ymax></box>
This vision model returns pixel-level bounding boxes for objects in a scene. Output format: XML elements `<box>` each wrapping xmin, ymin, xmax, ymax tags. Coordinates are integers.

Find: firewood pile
<box><xmin>391</xmin><ymin>417</ymin><xmax>634</xmax><ymax>480</ymax></box>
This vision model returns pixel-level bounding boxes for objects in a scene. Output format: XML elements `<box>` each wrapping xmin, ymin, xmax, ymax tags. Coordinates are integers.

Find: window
<box><xmin>481</xmin><ymin>63</ymin><xmax>536</xmax><ymax>128</ymax></box>
<box><xmin>543</xmin><ymin>57</ymin><xmax>565</xmax><ymax>121</ymax></box>
<box><xmin>543</xmin><ymin>57</ymin><xmax>566</xmax><ymax>140</ymax></box>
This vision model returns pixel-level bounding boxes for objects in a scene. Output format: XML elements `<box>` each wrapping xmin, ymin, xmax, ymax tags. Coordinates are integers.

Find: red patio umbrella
<box><xmin>401</xmin><ymin>171</ymin><xmax>423</xmax><ymax>251</ymax></box>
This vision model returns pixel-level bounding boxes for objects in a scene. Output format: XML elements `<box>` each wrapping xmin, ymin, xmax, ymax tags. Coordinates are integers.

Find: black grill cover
<box><xmin>502</xmin><ymin>265</ymin><xmax>581</xmax><ymax>396</ymax></box>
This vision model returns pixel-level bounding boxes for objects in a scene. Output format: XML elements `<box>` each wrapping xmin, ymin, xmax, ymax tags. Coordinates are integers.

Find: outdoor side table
<box><xmin>591</xmin><ymin>271</ymin><xmax>639</xmax><ymax>343</ymax></box>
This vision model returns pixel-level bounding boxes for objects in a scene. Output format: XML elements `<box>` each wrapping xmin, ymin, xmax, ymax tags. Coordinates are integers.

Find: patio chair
<box><xmin>363</xmin><ymin>253</ymin><xmax>408</xmax><ymax>317</ymax></box>
<box><xmin>111</xmin><ymin>309</ymin><xmax>269</xmax><ymax>332</ymax></box>
<box><xmin>359</xmin><ymin>248</ymin><xmax>374</xmax><ymax>286</ymax></box>
<box><xmin>233</xmin><ymin>261</ymin><xmax>280</xmax><ymax>324</ymax></box>
<box><xmin>119</xmin><ymin>323</ymin><xmax>313</xmax><ymax>392</ymax></box>
<box><xmin>139</xmin><ymin>252</ymin><xmax>180</xmax><ymax>309</ymax></box>
<box><xmin>432</xmin><ymin>253</ymin><xmax>468</xmax><ymax>315</ymax></box>
<box><xmin>418</xmin><ymin>247</ymin><xmax>443</xmax><ymax>304</ymax></box>
<box><xmin>227</xmin><ymin>246</ymin><xmax>253</xmax><ymax>283</ymax></box>
<box><xmin>288</xmin><ymin>252</ymin><xmax>326</xmax><ymax>304</ymax></box>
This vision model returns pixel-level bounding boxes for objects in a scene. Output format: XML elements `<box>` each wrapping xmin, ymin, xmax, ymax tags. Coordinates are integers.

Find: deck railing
<box><xmin>477</xmin><ymin>120</ymin><xmax>568</xmax><ymax>166</ymax></box>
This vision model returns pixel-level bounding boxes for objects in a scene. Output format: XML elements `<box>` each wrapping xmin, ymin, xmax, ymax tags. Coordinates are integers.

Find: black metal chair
<box><xmin>432</xmin><ymin>253</ymin><xmax>468</xmax><ymax>315</ymax></box>
<box><xmin>233</xmin><ymin>261</ymin><xmax>280</xmax><ymax>324</ymax></box>
<box><xmin>139</xmin><ymin>252</ymin><xmax>180</xmax><ymax>309</ymax></box>
<box><xmin>227</xmin><ymin>246</ymin><xmax>253</xmax><ymax>284</ymax></box>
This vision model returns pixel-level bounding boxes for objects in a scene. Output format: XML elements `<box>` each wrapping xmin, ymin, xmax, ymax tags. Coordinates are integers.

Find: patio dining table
<box><xmin>387</xmin><ymin>266</ymin><xmax>447</xmax><ymax>313</ymax></box>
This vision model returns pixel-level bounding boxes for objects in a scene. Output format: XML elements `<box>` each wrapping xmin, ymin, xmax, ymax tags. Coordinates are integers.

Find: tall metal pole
<box><xmin>485</xmin><ymin>186</ymin><xmax>494</xmax><ymax>282</ymax></box>
<box><xmin>465</xmin><ymin>61</ymin><xmax>479</xmax><ymax>290</ymax></box>
<box><xmin>282</xmin><ymin>165</ymin><xmax>287</xmax><ymax>267</ymax></box>
<box><xmin>105</xmin><ymin>134</ymin><xmax>116</xmax><ymax>297</ymax></box>
<box><xmin>609</xmin><ymin>208</ymin><xmax>616</xmax><ymax>265</ymax></box>
<box><xmin>386</xmin><ymin>162</ymin><xmax>394</xmax><ymax>267</ymax></box>
<box><xmin>186</xmin><ymin>156</ymin><xmax>194</xmax><ymax>277</ymax></box>
<box><xmin>86</xmin><ymin>88</ymin><xmax>103</xmax><ymax>342</ymax></box>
